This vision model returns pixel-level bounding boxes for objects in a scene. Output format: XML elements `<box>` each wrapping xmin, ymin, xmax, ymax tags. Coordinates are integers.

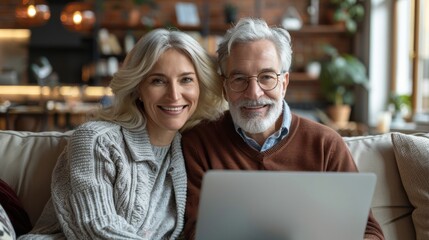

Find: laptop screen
<box><xmin>195</xmin><ymin>171</ymin><xmax>376</xmax><ymax>240</ymax></box>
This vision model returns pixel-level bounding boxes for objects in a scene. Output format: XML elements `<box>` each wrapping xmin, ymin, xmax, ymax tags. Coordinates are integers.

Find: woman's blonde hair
<box><xmin>93</xmin><ymin>28</ymin><xmax>227</xmax><ymax>131</ymax></box>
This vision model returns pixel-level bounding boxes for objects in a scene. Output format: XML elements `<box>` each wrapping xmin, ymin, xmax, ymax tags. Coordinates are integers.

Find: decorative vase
<box><xmin>327</xmin><ymin>105</ymin><xmax>351</xmax><ymax>128</ymax></box>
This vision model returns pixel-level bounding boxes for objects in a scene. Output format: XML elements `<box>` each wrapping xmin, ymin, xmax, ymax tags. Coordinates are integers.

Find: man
<box><xmin>182</xmin><ymin>18</ymin><xmax>384</xmax><ymax>240</ymax></box>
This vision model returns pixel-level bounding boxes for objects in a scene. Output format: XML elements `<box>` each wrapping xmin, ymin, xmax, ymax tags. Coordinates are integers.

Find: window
<box><xmin>418</xmin><ymin>0</ymin><xmax>429</xmax><ymax>120</ymax></box>
<box><xmin>393</xmin><ymin>0</ymin><xmax>429</xmax><ymax>123</ymax></box>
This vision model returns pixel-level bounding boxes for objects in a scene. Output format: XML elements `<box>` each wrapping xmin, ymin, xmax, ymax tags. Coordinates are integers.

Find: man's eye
<box><xmin>259</xmin><ymin>74</ymin><xmax>276</xmax><ymax>80</ymax></box>
<box><xmin>231</xmin><ymin>76</ymin><xmax>247</xmax><ymax>82</ymax></box>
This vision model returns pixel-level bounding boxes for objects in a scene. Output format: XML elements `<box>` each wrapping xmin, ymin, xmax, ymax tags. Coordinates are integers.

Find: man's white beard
<box><xmin>229</xmin><ymin>97</ymin><xmax>283</xmax><ymax>134</ymax></box>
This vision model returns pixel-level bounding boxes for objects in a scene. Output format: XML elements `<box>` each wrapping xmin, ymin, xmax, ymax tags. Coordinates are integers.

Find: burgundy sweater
<box><xmin>182</xmin><ymin>112</ymin><xmax>384</xmax><ymax>240</ymax></box>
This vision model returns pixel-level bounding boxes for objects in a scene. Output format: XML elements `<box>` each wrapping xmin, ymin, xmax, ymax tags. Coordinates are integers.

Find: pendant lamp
<box><xmin>15</xmin><ymin>0</ymin><xmax>51</xmax><ymax>27</ymax></box>
<box><xmin>61</xmin><ymin>2</ymin><xmax>95</xmax><ymax>32</ymax></box>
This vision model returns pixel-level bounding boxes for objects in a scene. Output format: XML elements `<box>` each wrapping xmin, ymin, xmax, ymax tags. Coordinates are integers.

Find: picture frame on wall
<box><xmin>175</xmin><ymin>2</ymin><xmax>200</xmax><ymax>26</ymax></box>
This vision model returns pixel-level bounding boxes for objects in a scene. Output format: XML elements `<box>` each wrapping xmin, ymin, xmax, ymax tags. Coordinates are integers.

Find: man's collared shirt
<box><xmin>234</xmin><ymin>99</ymin><xmax>291</xmax><ymax>152</ymax></box>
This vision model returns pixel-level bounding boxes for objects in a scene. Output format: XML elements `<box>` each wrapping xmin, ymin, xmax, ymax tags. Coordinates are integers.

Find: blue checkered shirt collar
<box><xmin>234</xmin><ymin>100</ymin><xmax>292</xmax><ymax>152</ymax></box>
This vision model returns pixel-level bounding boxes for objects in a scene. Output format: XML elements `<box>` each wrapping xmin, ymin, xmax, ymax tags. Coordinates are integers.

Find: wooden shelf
<box><xmin>0</xmin><ymin>85</ymin><xmax>111</xmax><ymax>103</ymax></box>
<box><xmin>290</xmin><ymin>72</ymin><xmax>318</xmax><ymax>82</ymax></box>
<box><xmin>98</xmin><ymin>22</ymin><xmax>347</xmax><ymax>35</ymax></box>
<box><xmin>289</xmin><ymin>25</ymin><xmax>348</xmax><ymax>34</ymax></box>
<box><xmin>99</xmin><ymin>22</ymin><xmax>206</xmax><ymax>32</ymax></box>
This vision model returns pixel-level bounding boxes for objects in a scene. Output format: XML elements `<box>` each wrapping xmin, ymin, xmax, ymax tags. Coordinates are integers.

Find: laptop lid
<box><xmin>195</xmin><ymin>171</ymin><xmax>376</xmax><ymax>240</ymax></box>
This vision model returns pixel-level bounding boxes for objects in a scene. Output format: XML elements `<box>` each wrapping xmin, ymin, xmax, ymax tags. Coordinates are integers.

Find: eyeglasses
<box><xmin>224</xmin><ymin>71</ymin><xmax>281</xmax><ymax>92</ymax></box>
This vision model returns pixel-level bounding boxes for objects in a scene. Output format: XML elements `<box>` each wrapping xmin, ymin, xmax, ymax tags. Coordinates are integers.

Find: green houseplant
<box><xmin>224</xmin><ymin>3</ymin><xmax>238</xmax><ymax>24</ymax></box>
<box><xmin>319</xmin><ymin>45</ymin><xmax>369</xmax><ymax>125</ymax></box>
<box><xmin>388</xmin><ymin>92</ymin><xmax>411</xmax><ymax>123</ymax></box>
<box><xmin>330</xmin><ymin>0</ymin><xmax>365</xmax><ymax>33</ymax></box>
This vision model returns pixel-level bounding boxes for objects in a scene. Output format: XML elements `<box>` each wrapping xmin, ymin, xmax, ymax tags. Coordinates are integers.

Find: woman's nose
<box><xmin>167</xmin><ymin>82</ymin><xmax>180</xmax><ymax>100</ymax></box>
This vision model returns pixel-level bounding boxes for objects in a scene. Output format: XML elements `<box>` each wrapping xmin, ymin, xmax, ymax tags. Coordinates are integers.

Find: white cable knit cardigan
<box><xmin>19</xmin><ymin>121</ymin><xmax>187</xmax><ymax>240</ymax></box>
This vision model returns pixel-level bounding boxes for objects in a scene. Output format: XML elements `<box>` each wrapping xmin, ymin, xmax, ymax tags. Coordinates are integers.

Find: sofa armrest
<box><xmin>0</xmin><ymin>130</ymin><xmax>72</xmax><ymax>225</ymax></box>
<box><xmin>344</xmin><ymin>132</ymin><xmax>429</xmax><ymax>240</ymax></box>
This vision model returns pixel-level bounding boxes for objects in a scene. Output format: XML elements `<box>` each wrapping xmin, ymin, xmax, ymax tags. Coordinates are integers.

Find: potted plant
<box><xmin>224</xmin><ymin>3</ymin><xmax>238</xmax><ymax>24</ymax></box>
<box><xmin>329</xmin><ymin>0</ymin><xmax>365</xmax><ymax>33</ymax></box>
<box><xmin>319</xmin><ymin>45</ymin><xmax>369</xmax><ymax>126</ymax></box>
<box><xmin>388</xmin><ymin>93</ymin><xmax>411</xmax><ymax>123</ymax></box>
<box><xmin>137</xmin><ymin>0</ymin><xmax>160</xmax><ymax>26</ymax></box>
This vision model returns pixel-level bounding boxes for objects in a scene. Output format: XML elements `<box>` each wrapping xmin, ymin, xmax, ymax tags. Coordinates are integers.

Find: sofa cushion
<box><xmin>344</xmin><ymin>133</ymin><xmax>415</xmax><ymax>240</ymax></box>
<box><xmin>0</xmin><ymin>130</ymin><xmax>72</xmax><ymax>225</ymax></box>
<box><xmin>391</xmin><ymin>132</ymin><xmax>429</xmax><ymax>240</ymax></box>
<box><xmin>0</xmin><ymin>179</ymin><xmax>31</xmax><ymax>236</ymax></box>
<box><xmin>0</xmin><ymin>203</ymin><xmax>15</xmax><ymax>240</ymax></box>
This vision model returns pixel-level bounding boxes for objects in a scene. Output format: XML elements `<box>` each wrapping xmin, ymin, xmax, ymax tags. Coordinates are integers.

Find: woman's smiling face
<box><xmin>138</xmin><ymin>49</ymin><xmax>200</xmax><ymax>141</ymax></box>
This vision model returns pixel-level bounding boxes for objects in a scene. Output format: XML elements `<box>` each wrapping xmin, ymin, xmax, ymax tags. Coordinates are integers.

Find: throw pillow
<box><xmin>391</xmin><ymin>133</ymin><xmax>429</xmax><ymax>240</ymax></box>
<box><xmin>0</xmin><ymin>179</ymin><xmax>32</xmax><ymax>236</ymax></box>
<box><xmin>0</xmin><ymin>203</ymin><xmax>15</xmax><ymax>240</ymax></box>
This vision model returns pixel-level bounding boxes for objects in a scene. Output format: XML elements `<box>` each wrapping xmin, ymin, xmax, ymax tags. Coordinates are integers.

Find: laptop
<box><xmin>195</xmin><ymin>171</ymin><xmax>376</xmax><ymax>240</ymax></box>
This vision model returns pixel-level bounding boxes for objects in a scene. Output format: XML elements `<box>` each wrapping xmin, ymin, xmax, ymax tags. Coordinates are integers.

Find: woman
<box><xmin>19</xmin><ymin>28</ymin><xmax>226</xmax><ymax>239</ymax></box>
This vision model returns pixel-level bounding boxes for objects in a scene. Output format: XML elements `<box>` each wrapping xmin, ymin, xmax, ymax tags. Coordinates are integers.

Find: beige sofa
<box><xmin>0</xmin><ymin>130</ymin><xmax>428</xmax><ymax>239</ymax></box>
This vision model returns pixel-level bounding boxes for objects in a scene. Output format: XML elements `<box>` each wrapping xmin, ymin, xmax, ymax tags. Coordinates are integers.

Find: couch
<box><xmin>0</xmin><ymin>130</ymin><xmax>428</xmax><ymax>239</ymax></box>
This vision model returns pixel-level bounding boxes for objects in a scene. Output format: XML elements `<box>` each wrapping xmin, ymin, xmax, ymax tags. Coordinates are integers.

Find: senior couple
<box><xmin>19</xmin><ymin>18</ymin><xmax>384</xmax><ymax>240</ymax></box>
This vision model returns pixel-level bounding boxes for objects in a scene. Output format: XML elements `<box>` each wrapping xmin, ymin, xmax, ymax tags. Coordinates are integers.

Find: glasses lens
<box><xmin>257</xmin><ymin>71</ymin><xmax>278</xmax><ymax>90</ymax></box>
<box><xmin>227</xmin><ymin>71</ymin><xmax>279</xmax><ymax>92</ymax></box>
<box><xmin>229</xmin><ymin>74</ymin><xmax>248</xmax><ymax>92</ymax></box>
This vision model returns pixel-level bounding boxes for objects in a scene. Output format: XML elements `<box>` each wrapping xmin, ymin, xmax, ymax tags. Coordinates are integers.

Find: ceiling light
<box><xmin>61</xmin><ymin>2</ymin><xmax>95</xmax><ymax>32</ymax></box>
<box><xmin>15</xmin><ymin>0</ymin><xmax>51</xmax><ymax>27</ymax></box>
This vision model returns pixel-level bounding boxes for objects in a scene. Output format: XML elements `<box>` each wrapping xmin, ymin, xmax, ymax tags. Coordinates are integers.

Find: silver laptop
<box><xmin>195</xmin><ymin>171</ymin><xmax>376</xmax><ymax>240</ymax></box>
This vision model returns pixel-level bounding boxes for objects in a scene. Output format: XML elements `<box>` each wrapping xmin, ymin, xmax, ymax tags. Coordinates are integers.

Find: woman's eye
<box><xmin>151</xmin><ymin>78</ymin><xmax>166</xmax><ymax>85</ymax></box>
<box><xmin>181</xmin><ymin>77</ymin><xmax>194</xmax><ymax>84</ymax></box>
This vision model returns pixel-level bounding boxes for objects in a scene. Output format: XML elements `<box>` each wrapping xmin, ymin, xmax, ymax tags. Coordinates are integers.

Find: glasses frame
<box><xmin>223</xmin><ymin>71</ymin><xmax>282</xmax><ymax>92</ymax></box>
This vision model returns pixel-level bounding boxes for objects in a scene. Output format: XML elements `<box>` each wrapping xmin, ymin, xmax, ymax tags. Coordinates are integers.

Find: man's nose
<box><xmin>243</xmin><ymin>77</ymin><xmax>264</xmax><ymax>99</ymax></box>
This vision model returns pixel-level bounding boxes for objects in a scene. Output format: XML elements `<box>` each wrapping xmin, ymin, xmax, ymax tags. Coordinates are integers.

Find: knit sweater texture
<box><xmin>182</xmin><ymin>112</ymin><xmax>384</xmax><ymax>240</ymax></box>
<box><xmin>19</xmin><ymin>121</ymin><xmax>187</xmax><ymax>240</ymax></box>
